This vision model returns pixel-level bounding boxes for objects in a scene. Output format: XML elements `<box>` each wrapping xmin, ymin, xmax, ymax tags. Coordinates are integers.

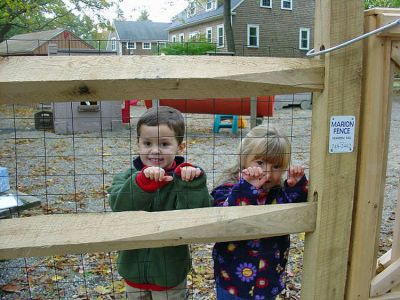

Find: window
<box><xmin>189</xmin><ymin>31</ymin><xmax>199</xmax><ymax>41</ymax></box>
<box><xmin>187</xmin><ymin>2</ymin><xmax>196</xmax><ymax>17</ymax></box>
<box><xmin>206</xmin><ymin>27</ymin><xmax>212</xmax><ymax>43</ymax></box>
<box><xmin>217</xmin><ymin>24</ymin><xmax>224</xmax><ymax>48</ymax></box>
<box><xmin>158</xmin><ymin>42</ymin><xmax>166</xmax><ymax>48</ymax></box>
<box><xmin>111</xmin><ymin>37</ymin><xmax>116</xmax><ymax>51</ymax></box>
<box><xmin>299</xmin><ymin>28</ymin><xmax>310</xmax><ymax>50</ymax></box>
<box><xmin>281</xmin><ymin>0</ymin><xmax>292</xmax><ymax>10</ymax></box>
<box><xmin>260</xmin><ymin>0</ymin><xmax>272</xmax><ymax>8</ymax></box>
<box><xmin>171</xmin><ymin>35</ymin><xmax>177</xmax><ymax>42</ymax></box>
<box><xmin>179</xmin><ymin>33</ymin><xmax>185</xmax><ymax>43</ymax></box>
<box><xmin>127</xmin><ymin>41</ymin><xmax>135</xmax><ymax>49</ymax></box>
<box><xmin>206</xmin><ymin>0</ymin><xmax>216</xmax><ymax>11</ymax></box>
<box><xmin>142</xmin><ymin>42</ymin><xmax>151</xmax><ymax>50</ymax></box>
<box><xmin>247</xmin><ymin>24</ymin><xmax>259</xmax><ymax>47</ymax></box>
<box><xmin>78</xmin><ymin>101</ymin><xmax>99</xmax><ymax>112</ymax></box>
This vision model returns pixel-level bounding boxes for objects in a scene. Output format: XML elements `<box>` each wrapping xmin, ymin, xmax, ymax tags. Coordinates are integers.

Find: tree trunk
<box><xmin>0</xmin><ymin>23</ymin><xmax>13</xmax><ymax>43</ymax></box>
<box><xmin>224</xmin><ymin>0</ymin><xmax>235</xmax><ymax>53</ymax></box>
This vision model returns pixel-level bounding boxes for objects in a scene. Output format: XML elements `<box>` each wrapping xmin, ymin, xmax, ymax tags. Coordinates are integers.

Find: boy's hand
<box><xmin>143</xmin><ymin>166</ymin><xmax>173</xmax><ymax>182</ymax></box>
<box><xmin>180</xmin><ymin>166</ymin><xmax>202</xmax><ymax>181</ymax></box>
<box><xmin>241</xmin><ymin>166</ymin><xmax>267</xmax><ymax>189</ymax></box>
<box><xmin>287</xmin><ymin>165</ymin><xmax>305</xmax><ymax>187</ymax></box>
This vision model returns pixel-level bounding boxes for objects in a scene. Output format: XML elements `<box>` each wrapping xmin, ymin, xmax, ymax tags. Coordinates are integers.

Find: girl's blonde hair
<box><xmin>219</xmin><ymin>124</ymin><xmax>291</xmax><ymax>184</ymax></box>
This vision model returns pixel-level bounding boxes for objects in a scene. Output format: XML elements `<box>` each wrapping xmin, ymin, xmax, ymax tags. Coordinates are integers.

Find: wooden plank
<box><xmin>370</xmin><ymin>257</ymin><xmax>400</xmax><ymax>297</ymax></box>
<box><xmin>370</xmin><ymin>291</ymin><xmax>400</xmax><ymax>300</ymax></box>
<box><xmin>365</xmin><ymin>8</ymin><xmax>400</xmax><ymax>16</ymax></box>
<box><xmin>301</xmin><ymin>0</ymin><xmax>363</xmax><ymax>299</ymax></box>
<box><xmin>0</xmin><ymin>202</ymin><xmax>317</xmax><ymax>259</ymax></box>
<box><xmin>377</xmin><ymin>249</ymin><xmax>392</xmax><ymax>270</ymax></box>
<box><xmin>0</xmin><ymin>56</ymin><xmax>324</xmax><ymax>104</ymax></box>
<box><xmin>346</xmin><ymin>13</ymin><xmax>394</xmax><ymax>300</ymax></box>
<box><xmin>392</xmin><ymin>41</ymin><xmax>400</xmax><ymax>69</ymax></box>
<box><xmin>377</xmin><ymin>12</ymin><xmax>400</xmax><ymax>38</ymax></box>
<box><xmin>392</xmin><ymin>181</ymin><xmax>400</xmax><ymax>260</ymax></box>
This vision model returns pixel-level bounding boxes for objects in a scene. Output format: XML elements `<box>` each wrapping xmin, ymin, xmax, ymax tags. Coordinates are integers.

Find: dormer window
<box><xmin>206</xmin><ymin>0</ymin><xmax>216</xmax><ymax>11</ymax></box>
<box><xmin>187</xmin><ymin>2</ymin><xmax>196</xmax><ymax>18</ymax></box>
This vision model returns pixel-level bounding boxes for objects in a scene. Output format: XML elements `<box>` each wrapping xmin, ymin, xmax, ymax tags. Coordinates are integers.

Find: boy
<box><xmin>108</xmin><ymin>106</ymin><xmax>212</xmax><ymax>300</ymax></box>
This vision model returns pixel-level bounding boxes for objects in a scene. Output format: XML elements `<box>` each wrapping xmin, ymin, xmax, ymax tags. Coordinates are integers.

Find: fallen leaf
<box><xmin>94</xmin><ymin>285</ymin><xmax>111</xmax><ymax>295</ymax></box>
<box><xmin>51</xmin><ymin>275</ymin><xmax>63</xmax><ymax>282</ymax></box>
<box><xmin>1</xmin><ymin>283</ymin><xmax>24</xmax><ymax>293</ymax></box>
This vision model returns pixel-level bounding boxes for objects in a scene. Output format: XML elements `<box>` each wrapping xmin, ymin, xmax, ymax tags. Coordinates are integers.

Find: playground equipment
<box><xmin>213</xmin><ymin>114</ymin><xmax>239</xmax><ymax>134</ymax></box>
<box><xmin>145</xmin><ymin>96</ymin><xmax>274</xmax><ymax>130</ymax></box>
<box><xmin>121</xmin><ymin>99</ymin><xmax>139</xmax><ymax>123</ymax></box>
<box><xmin>1</xmin><ymin>4</ymin><xmax>400</xmax><ymax>299</ymax></box>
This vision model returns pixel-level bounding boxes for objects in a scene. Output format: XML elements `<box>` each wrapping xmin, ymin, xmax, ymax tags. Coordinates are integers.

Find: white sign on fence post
<box><xmin>329</xmin><ymin>116</ymin><xmax>355</xmax><ymax>153</ymax></box>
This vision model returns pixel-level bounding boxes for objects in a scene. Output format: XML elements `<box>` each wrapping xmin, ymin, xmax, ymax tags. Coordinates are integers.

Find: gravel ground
<box><xmin>0</xmin><ymin>98</ymin><xmax>398</xmax><ymax>299</ymax></box>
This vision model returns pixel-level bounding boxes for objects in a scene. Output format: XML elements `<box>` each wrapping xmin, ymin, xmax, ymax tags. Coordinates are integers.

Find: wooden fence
<box><xmin>0</xmin><ymin>3</ymin><xmax>399</xmax><ymax>299</ymax></box>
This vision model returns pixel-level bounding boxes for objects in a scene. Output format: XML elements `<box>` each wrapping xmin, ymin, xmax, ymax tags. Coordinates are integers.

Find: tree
<box><xmin>183</xmin><ymin>0</ymin><xmax>235</xmax><ymax>52</ymax></box>
<box><xmin>138</xmin><ymin>9</ymin><xmax>150</xmax><ymax>21</ymax></box>
<box><xmin>223</xmin><ymin>0</ymin><xmax>235</xmax><ymax>53</ymax></box>
<box><xmin>0</xmin><ymin>0</ymin><xmax>115</xmax><ymax>42</ymax></box>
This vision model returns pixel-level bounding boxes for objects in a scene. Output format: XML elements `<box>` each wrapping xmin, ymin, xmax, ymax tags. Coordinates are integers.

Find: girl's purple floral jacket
<box><xmin>212</xmin><ymin>176</ymin><xmax>308</xmax><ymax>299</ymax></box>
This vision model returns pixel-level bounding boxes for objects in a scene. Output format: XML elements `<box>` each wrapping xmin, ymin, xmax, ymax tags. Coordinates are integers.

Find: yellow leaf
<box><xmin>51</xmin><ymin>275</ymin><xmax>63</xmax><ymax>282</ymax></box>
<box><xmin>94</xmin><ymin>285</ymin><xmax>111</xmax><ymax>295</ymax></box>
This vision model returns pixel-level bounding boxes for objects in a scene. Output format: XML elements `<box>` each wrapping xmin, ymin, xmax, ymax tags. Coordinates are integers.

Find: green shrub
<box><xmin>161</xmin><ymin>35</ymin><xmax>216</xmax><ymax>55</ymax></box>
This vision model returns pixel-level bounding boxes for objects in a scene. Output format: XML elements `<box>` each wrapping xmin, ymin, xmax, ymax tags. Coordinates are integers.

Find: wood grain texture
<box><xmin>346</xmin><ymin>13</ymin><xmax>394</xmax><ymax>300</ymax></box>
<box><xmin>301</xmin><ymin>0</ymin><xmax>364</xmax><ymax>299</ymax></box>
<box><xmin>369</xmin><ymin>291</ymin><xmax>400</xmax><ymax>300</ymax></box>
<box><xmin>0</xmin><ymin>56</ymin><xmax>324</xmax><ymax>104</ymax></box>
<box><xmin>370</xmin><ymin>258</ymin><xmax>400</xmax><ymax>297</ymax></box>
<box><xmin>0</xmin><ymin>203</ymin><xmax>317</xmax><ymax>259</ymax></box>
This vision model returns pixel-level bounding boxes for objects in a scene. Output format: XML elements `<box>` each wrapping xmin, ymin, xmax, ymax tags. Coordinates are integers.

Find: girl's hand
<box><xmin>241</xmin><ymin>166</ymin><xmax>267</xmax><ymax>189</ymax></box>
<box><xmin>143</xmin><ymin>166</ymin><xmax>173</xmax><ymax>182</ymax></box>
<box><xmin>180</xmin><ymin>166</ymin><xmax>202</xmax><ymax>181</ymax></box>
<box><xmin>287</xmin><ymin>165</ymin><xmax>305</xmax><ymax>187</ymax></box>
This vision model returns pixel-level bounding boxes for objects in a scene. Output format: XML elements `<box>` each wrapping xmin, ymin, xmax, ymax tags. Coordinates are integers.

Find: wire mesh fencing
<box><xmin>0</xmin><ymin>98</ymin><xmax>313</xmax><ymax>299</ymax></box>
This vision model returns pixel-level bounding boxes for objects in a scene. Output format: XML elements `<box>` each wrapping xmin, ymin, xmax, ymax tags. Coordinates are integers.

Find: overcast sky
<box><xmin>104</xmin><ymin>0</ymin><xmax>188</xmax><ymax>22</ymax></box>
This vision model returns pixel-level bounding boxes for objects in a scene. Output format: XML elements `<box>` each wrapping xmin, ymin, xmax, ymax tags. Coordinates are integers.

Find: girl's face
<box><xmin>246</xmin><ymin>158</ymin><xmax>284</xmax><ymax>189</ymax></box>
<box><xmin>138</xmin><ymin>124</ymin><xmax>185</xmax><ymax>169</ymax></box>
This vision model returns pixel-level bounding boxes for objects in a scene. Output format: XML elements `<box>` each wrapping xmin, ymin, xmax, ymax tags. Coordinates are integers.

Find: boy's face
<box><xmin>138</xmin><ymin>124</ymin><xmax>185</xmax><ymax>169</ymax></box>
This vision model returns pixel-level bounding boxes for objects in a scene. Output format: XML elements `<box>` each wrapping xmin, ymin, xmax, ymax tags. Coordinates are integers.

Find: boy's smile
<box><xmin>138</xmin><ymin>124</ymin><xmax>185</xmax><ymax>169</ymax></box>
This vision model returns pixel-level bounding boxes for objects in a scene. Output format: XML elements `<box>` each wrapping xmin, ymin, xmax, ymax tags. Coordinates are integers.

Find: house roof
<box><xmin>114</xmin><ymin>21</ymin><xmax>170</xmax><ymax>41</ymax></box>
<box><xmin>0</xmin><ymin>28</ymin><xmax>67</xmax><ymax>55</ymax></box>
<box><xmin>0</xmin><ymin>28</ymin><xmax>93</xmax><ymax>55</ymax></box>
<box><xmin>167</xmin><ymin>0</ymin><xmax>243</xmax><ymax>31</ymax></box>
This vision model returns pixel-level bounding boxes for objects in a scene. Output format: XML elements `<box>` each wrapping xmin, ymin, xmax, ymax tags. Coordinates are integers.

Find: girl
<box><xmin>212</xmin><ymin>124</ymin><xmax>308</xmax><ymax>300</ymax></box>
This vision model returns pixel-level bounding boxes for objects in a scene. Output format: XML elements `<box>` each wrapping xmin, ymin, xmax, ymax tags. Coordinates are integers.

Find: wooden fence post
<box><xmin>346</xmin><ymin>9</ymin><xmax>396</xmax><ymax>299</ymax></box>
<box><xmin>301</xmin><ymin>0</ymin><xmax>364</xmax><ymax>299</ymax></box>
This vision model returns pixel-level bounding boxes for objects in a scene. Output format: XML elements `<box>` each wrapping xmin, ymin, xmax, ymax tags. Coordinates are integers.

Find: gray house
<box><xmin>107</xmin><ymin>21</ymin><xmax>170</xmax><ymax>55</ymax></box>
<box><xmin>168</xmin><ymin>0</ymin><xmax>315</xmax><ymax>57</ymax></box>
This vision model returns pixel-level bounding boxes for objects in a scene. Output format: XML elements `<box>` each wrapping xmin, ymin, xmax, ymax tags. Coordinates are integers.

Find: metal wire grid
<box><xmin>0</xmin><ymin>99</ymin><xmax>312</xmax><ymax>299</ymax></box>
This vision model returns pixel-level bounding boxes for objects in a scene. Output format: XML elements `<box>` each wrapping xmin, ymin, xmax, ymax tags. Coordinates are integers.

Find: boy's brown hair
<box><xmin>137</xmin><ymin>106</ymin><xmax>185</xmax><ymax>144</ymax></box>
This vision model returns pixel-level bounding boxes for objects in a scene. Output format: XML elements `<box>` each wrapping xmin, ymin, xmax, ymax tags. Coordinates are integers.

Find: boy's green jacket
<box><xmin>108</xmin><ymin>156</ymin><xmax>212</xmax><ymax>287</ymax></box>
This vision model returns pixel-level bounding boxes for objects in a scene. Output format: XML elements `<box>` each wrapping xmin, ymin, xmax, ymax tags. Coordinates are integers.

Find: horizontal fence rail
<box><xmin>0</xmin><ymin>203</ymin><xmax>317</xmax><ymax>259</ymax></box>
<box><xmin>0</xmin><ymin>56</ymin><xmax>324</xmax><ymax>104</ymax></box>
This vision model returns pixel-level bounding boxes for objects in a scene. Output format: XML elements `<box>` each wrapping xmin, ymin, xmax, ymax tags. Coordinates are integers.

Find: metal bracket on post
<box><xmin>250</xmin><ymin>96</ymin><xmax>257</xmax><ymax>128</ymax></box>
